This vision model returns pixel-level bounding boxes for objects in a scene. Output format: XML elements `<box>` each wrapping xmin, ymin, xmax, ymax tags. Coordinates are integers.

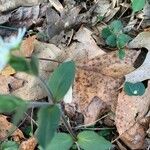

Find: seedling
<box><xmin>101</xmin><ymin>20</ymin><xmax>132</xmax><ymax>59</ymax></box>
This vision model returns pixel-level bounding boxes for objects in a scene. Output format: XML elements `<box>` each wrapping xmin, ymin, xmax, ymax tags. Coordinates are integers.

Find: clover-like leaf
<box><xmin>106</xmin><ymin>34</ymin><xmax>117</xmax><ymax>47</ymax></box>
<box><xmin>131</xmin><ymin>0</ymin><xmax>146</xmax><ymax>12</ymax></box>
<box><xmin>48</xmin><ymin>61</ymin><xmax>76</xmax><ymax>102</ymax></box>
<box><xmin>109</xmin><ymin>20</ymin><xmax>123</xmax><ymax>33</ymax></box>
<box><xmin>101</xmin><ymin>27</ymin><xmax>112</xmax><ymax>39</ymax></box>
<box><xmin>124</xmin><ymin>82</ymin><xmax>145</xmax><ymax>96</ymax></box>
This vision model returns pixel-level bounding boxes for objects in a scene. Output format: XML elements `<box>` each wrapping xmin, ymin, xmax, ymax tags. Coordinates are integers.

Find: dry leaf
<box><xmin>66</xmin><ymin>50</ymin><xmax>140</xmax><ymax>124</ymax></box>
<box><xmin>0</xmin><ymin>115</ymin><xmax>24</xmax><ymax>142</ymax></box>
<box><xmin>125</xmin><ymin>51</ymin><xmax>150</xmax><ymax>83</ymax></box>
<box><xmin>115</xmin><ymin>81</ymin><xmax>150</xmax><ymax>149</ymax></box>
<box><xmin>128</xmin><ymin>32</ymin><xmax>150</xmax><ymax>50</ymax></box>
<box><xmin>49</xmin><ymin>0</ymin><xmax>64</xmax><ymax>13</ymax></box>
<box><xmin>79</xmin><ymin>50</ymin><xmax>140</xmax><ymax>78</ymax></box>
<box><xmin>0</xmin><ymin>65</ymin><xmax>16</xmax><ymax>76</ymax></box>
<box><xmin>67</xmin><ymin>27</ymin><xmax>105</xmax><ymax>62</ymax></box>
<box><xmin>83</xmin><ymin>97</ymin><xmax>108</xmax><ymax>125</ymax></box>
<box><xmin>20</xmin><ymin>137</ymin><xmax>37</xmax><ymax>150</ymax></box>
<box><xmin>0</xmin><ymin>0</ymin><xmax>46</xmax><ymax>12</ymax></box>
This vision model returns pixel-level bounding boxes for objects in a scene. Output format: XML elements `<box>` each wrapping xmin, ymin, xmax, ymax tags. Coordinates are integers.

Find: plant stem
<box><xmin>37</xmin><ymin>76</ymin><xmax>54</xmax><ymax>104</ymax></box>
<box><xmin>61</xmin><ymin>113</ymin><xmax>77</xmax><ymax>141</ymax></box>
<box><xmin>26</xmin><ymin>56</ymin><xmax>62</xmax><ymax>63</ymax></box>
<box><xmin>0</xmin><ymin>25</ymin><xmax>18</xmax><ymax>31</ymax></box>
<box><xmin>37</xmin><ymin>76</ymin><xmax>77</xmax><ymax>141</ymax></box>
<box><xmin>28</xmin><ymin>101</ymin><xmax>50</xmax><ymax>108</ymax></box>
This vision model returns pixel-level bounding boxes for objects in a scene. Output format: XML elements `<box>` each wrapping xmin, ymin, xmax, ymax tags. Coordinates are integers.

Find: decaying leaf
<box><xmin>0</xmin><ymin>0</ymin><xmax>46</xmax><ymax>12</ymax></box>
<box><xmin>79</xmin><ymin>50</ymin><xmax>140</xmax><ymax>78</ymax></box>
<box><xmin>67</xmin><ymin>27</ymin><xmax>105</xmax><ymax>62</ymax></box>
<box><xmin>20</xmin><ymin>137</ymin><xmax>37</xmax><ymax>150</ymax></box>
<box><xmin>125</xmin><ymin>51</ymin><xmax>150</xmax><ymax>83</ymax></box>
<box><xmin>115</xmin><ymin>81</ymin><xmax>150</xmax><ymax>149</ymax></box>
<box><xmin>128</xmin><ymin>31</ymin><xmax>150</xmax><ymax>50</ymax></box>
<box><xmin>0</xmin><ymin>66</ymin><xmax>16</xmax><ymax>76</ymax></box>
<box><xmin>67</xmin><ymin>49</ymin><xmax>140</xmax><ymax>124</ymax></box>
<box><xmin>0</xmin><ymin>115</ymin><xmax>25</xmax><ymax>142</ymax></box>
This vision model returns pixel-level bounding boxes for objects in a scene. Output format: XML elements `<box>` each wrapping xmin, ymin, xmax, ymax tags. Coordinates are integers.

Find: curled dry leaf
<box><xmin>115</xmin><ymin>81</ymin><xmax>150</xmax><ymax>149</ymax></box>
<box><xmin>0</xmin><ymin>115</ymin><xmax>25</xmax><ymax>142</ymax></box>
<box><xmin>125</xmin><ymin>32</ymin><xmax>150</xmax><ymax>82</ymax></box>
<box><xmin>125</xmin><ymin>51</ymin><xmax>150</xmax><ymax>83</ymax></box>
<box><xmin>128</xmin><ymin>31</ymin><xmax>150</xmax><ymax>50</ymax></box>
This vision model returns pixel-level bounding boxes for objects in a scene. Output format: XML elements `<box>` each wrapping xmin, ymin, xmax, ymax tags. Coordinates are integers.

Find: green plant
<box><xmin>101</xmin><ymin>20</ymin><xmax>132</xmax><ymax>59</ymax></box>
<box><xmin>0</xmin><ymin>28</ymin><xmax>112</xmax><ymax>150</ymax></box>
<box><xmin>124</xmin><ymin>82</ymin><xmax>145</xmax><ymax>96</ymax></box>
<box><xmin>131</xmin><ymin>0</ymin><xmax>146</xmax><ymax>12</ymax></box>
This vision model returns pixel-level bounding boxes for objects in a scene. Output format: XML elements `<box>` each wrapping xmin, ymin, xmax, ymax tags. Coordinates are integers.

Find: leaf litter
<box><xmin>0</xmin><ymin>0</ymin><xmax>150</xmax><ymax>149</ymax></box>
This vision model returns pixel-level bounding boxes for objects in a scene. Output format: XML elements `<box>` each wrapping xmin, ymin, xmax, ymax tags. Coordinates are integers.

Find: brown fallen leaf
<box><xmin>79</xmin><ymin>50</ymin><xmax>140</xmax><ymax>78</ymax></box>
<box><xmin>115</xmin><ymin>81</ymin><xmax>150</xmax><ymax>149</ymax></box>
<box><xmin>83</xmin><ymin>96</ymin><xmax>109</xmax><ymax>125</ymax></box>
<box><xmin>66</xmin><ymin>49</ymin><xmax>140</xmax><ymax>124</ymax></box>
<box><xmin>0</xmin><ymin>0</ymin><xmax>46</xmax><ymax>12</ymax></box>
<box><xmin>0</xmin><ymin>115</ymin><xmax>25</xmax><ymax>142</ymax></box>
<box><xmin>0</xmin><ymin>65</ymin><xmax>16</xmax><ymax>76</ymax></box>
<box><xmin>67</xmin><ymin>26</ymin><xmax>105</xmax><ymax>62</ymax></box>
<box><xmin>20</xmin><ymin>137</ymin><xmax>37</xmax><ymax>150</ymax></box>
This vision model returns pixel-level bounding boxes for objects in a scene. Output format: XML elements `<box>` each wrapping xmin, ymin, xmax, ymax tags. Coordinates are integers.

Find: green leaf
<box><xmin>77</xmin><ymin>131</ymin><xmax>112</xmax><ymax>150</ymax></box>
<box><xmin>101</xmin><ymin>27</ymin><xmax>112</xmax><ymax>39</ymax></box>
<box><xmin>109</xmin><ymin>20</ymin><xmax>123</xmax><ymax>33</ymax></box>
<box><xmin>117</xmin><ymin>34</ymin><xmax>132</xmax><ymax>48</ymax></box>
<box><xmin>118</xmin><ymin>49</ymin><xmax>126</xmax><ymax>60</ymax></box>
<box><xmin>35</xmin><ymin>105</ymin><xmax>61</xmax><ymax>149</ymax></box>
<box><xmin>48</xmin><ymin>61</ymin><xmax>76</xmax><ymax>102</ymax></box>
<box><xmin>124</xmin><ymin>82</ymin><xmax>145</xmax><ymax>96</ymax></box>
<box><xmin>0</xmin><ymin>95</ymin><xmax>27</xmax><ymax>124</ymax></box>
<box><xmin>1</xmin><ymin>141</ymin><xmax>19</xmax><ymax>150</ymax></box>
<box><xmin>30</xmin><ymin>56</ymin><xmax>39</xmax><ymax>76</ymax></box>
<box><xmin>131</xmin><ymin>0</ymin><xmax>146</xmax><ymax>12</ymax></box>
<box><xmin>48</xmin><ymin>133</ymin><xmax>74</xmax><ymax>150</ymax></box>
<box><xmin>106</xmin><ymin>34</ymin><xmax>117</xmax><ymax>47</ymax></box>
<box><xmin>9</xmin><ymin>55</ymin><xmax>31</xmax><ymax>73</ymax></box>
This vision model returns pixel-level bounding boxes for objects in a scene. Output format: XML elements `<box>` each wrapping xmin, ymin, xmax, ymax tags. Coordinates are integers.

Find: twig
<box><xmin>26</xmin><ymin>56</ymin><xmax>62</xmax><ymax>63</ymax></box>
<box><xmin>28</xmin><ymin>101</ymin><xmax>50</xmax><ymax>108</ymax></box>
<box><xmin>37</xmin><ymin>76</ymin><xmax>77</xmax><ymax>141</ymax></box>
<box><xmin>0</xmin><ymin>25</ymin><xmax>18</xmax><ymax>31</ymax></box>
<box><xmin>37</xmin><ymin>76</ymin><xmax>54</xmax><ymax>104</ymax></box>
<box><xmin>61</xmin><ymin>113</ymin><xmax>77</xmax><ymax>141</ymax></box>
<box><xmin>75</xmin><ymin>142</ymin><xmax>81</xmax><ymax>150</ymax></box>
<box><xmin>75</xmin><ymin>113</ymin><xmax>111</xmax><ymax>129</ymax></box>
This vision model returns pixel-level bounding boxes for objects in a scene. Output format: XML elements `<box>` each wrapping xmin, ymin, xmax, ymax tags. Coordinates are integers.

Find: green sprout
<box><xmin>101</xmin><ymin>20</ymin><xmax>132</xmax><ymax>59</ymax></box>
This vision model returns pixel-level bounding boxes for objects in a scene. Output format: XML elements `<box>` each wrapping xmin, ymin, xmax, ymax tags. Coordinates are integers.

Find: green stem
<box><xmin>38</xmin><ymin>76</ymin><xmax>54</xmax><ymax>104</ymax></box>
<box><xmin>37</xmin><ymin>76</ymin><xmax>77</xmax><ymax>141</ymax></box>
<box><xmin>0</xmin><ymin>25</ymin><xmax>18</xmax><ymax>31</ymax></box>
<box><xmin>28</xmin><ymin>101</ymin><xmax>50</xmax><ymax>108</ymax></box>
<box><xmin>61</xmin><ymin>113</ymin><xmax>77</xmax><ymax>141</ymax></box>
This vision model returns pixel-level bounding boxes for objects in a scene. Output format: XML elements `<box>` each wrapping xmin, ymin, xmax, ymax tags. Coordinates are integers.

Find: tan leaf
<box><xmin>0</xmin><ymin>115</ymin><xmax>24</xmax><ymax>142</ymax></box>
<box><xmin>128</xmin><ymin>31</ymin><xmax>150</xmax><ymax>50</ymax></box>
<box><xmin>67</xmin><ymin>27</ymin><xmax>105</xmax><ymax>62</ymax></box>
<box><xmin>0</xmin><ymin>0</ymin><xmax>46</xmax><ymax>12</ymax></box>
<box><xmin>115</xmin><ymin>81</ymin><xmax>150</xmax><ymax>149</ymax></box>
<box><xmin>79</xmin><ymin>50</ymin><xmax>140</xmax><ymax>78</ymax></box>
<box><xmin>0</xmin><ymin>66</ymin><xmax>16</xmax><ymax>76</ymax></box>
<box><xmin>125</xmin><ymin>51</ymin><xmax>150</xmax><ymax>83</ymax></box>
<box><xmin>20</xmin><ymin>137</ymin><xmax>37</xmax><ymax>150</ymax></box>
<box><xmin>68</xmin><ymin>50</ymin><xmax>140</xmax><ymax>124</ymax></box>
